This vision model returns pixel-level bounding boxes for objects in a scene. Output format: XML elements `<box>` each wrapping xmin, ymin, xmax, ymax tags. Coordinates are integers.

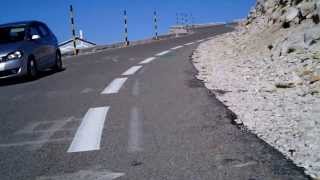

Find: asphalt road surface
<box><xmin>0</xmin><ymin>25</ymin><xmax>310</xmax><ymax>180</ymax></box>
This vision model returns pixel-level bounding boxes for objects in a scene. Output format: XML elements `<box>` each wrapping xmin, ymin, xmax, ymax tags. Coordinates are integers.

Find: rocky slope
<box><xmin>193</xmin><ymin>0</ymin><xmax>320</xmax><ymax>178</ymax></box>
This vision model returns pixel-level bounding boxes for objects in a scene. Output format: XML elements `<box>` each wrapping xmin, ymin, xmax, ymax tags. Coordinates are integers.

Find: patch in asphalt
<box><xmin>186</xmin><ymin>79</ymin><xmax>204</xmax><ymax>88</ymax></box>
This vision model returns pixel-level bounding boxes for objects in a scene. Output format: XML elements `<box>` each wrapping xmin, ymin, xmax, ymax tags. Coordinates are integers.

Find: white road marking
<box><xmin>101</xmin><ymin>78</ymin><xmax>128</xmax><ymax>94</ymax></box>
<box><xmin>15</xmin><ymin>117</ymin><xmax>81</xmax><ymax>136</ymax></box>
<box><xmin>0</xmin><ymin>63</ymin><xmax>5</xmax><ymax>71</ymax></box>
<box><xmin>37</xmin><ymin>170</ymin><xmax>125</xmax><ymax>180</ymax></box>
<box><xmin>184</xmin><ymin>42</ymin><xmax>195</xmax><ymax>46</ymax></box>
<box><xmin>122</xmin><ymin>65</ymin><xmax>143</xmax><ymax>76</ymax></box>
<box><xmin>15</xmin><ymin>119</ymin><xmax>77</xmax><ymax>135</ymax></box>
<box><xmin>68</xmin><ymin>107</ymin><xmax>109</xmax><ymax>153</ymax></box>
<box><xmin>139</xmin><ymin>57</ymin><xmax>156</xmax><ymax>64</ymax></box>
<box><xmin>0</xmin><ymin>138</ymin><xmax>71</xmax><ymax>148</ymax></box>
<box><xmin>171</xmin><ymin>45</ymin><xmax>184</xmax><ymax>50</ymax></box>
<box><xmin>234</xmin><ymin>161</ymin><xmax>257</xmax><ymax>168</ymax></box>
<box><xmin>81</xmin><ymin>88</ymin><xmax>94</xmax><ymax>94</ymax></box>
<box><xmin>196</xmin><ymin>39</ymin><xmax>204</xmax><ymax>43</ymax></box>
<box><xmin>128</xmin><ymin>107</ymin><xmax>143</xmax><ymax>153</ymax></box>
<box><xmin>14</xmin><ymin>117</ymin><xmax>73</xmax><ymax>150</ymax></box>
<box><xmin>156</xmin><ymin>50</ymin><xmax>171</xmax><ymax>56</ymax></box>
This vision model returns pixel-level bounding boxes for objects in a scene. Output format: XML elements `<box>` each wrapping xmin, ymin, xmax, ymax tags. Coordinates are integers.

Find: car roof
<box><xmin>0</xmin><ymin>21</ymin><xmax>44</xmax><ymax>28</ymax></box>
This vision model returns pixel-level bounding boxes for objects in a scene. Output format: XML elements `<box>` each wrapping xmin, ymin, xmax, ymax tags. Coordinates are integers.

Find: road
<box><xmin>0</xmin><ymin>25</ymin><xmax>310</xmax><ymax>180</ymax></box>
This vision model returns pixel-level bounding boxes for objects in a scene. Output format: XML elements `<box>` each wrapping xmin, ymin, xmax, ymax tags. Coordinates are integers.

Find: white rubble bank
<box><xmin>192</xmin><ymin>22</ymin><xmax>320</xmax><ymax>178</ymax></box>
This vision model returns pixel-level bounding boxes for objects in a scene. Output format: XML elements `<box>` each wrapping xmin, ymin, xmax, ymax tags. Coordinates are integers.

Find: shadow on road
<box><xmin>0</xmin><ymin>68</ymin><xmax>66</xmax><ymax>87</ymax></box>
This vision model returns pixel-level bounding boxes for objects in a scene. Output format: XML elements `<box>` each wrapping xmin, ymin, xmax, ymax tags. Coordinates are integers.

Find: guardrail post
<box><xmin>69</xmin><ymin>5</ymin><xmax>77</xmax><ymax>55</ymax></box>
<box><xmin>154</xmin><ymin>10</ymin><xmax>158</xmax><ymax>40</ymax></box>
<box><xmin>185</xmin><ymin>13</ymin><xmax>188</xmax><ymax>26</ymax></box>
<box><xmin>176</xmin><ymin>13</ymin><xmax>179</xmax><ymax>25</ymax></box>
<box><xmin>124</xmin><ymin>10</ymin><xmax>130</xmax><ymax>46</ymax></box>
<box><xmin>190</xmin><ymin>13</ymin><xmax>194</xmax><ymax>27</ymax></box>
<box><xmin>180</xmin><ymin>13</ymin><xmax>184</xmax><ymax>26</ymax></box>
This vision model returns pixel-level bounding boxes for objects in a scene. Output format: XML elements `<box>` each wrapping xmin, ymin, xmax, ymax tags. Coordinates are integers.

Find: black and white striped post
<box><xmin>69</xmin><ymin>5</ymin><xmax>77</xmax><ymax>55</ymax></box>
<box><xmin>185</xmin><ymin>13</ymin><xmax>189</xmax><ymax>26</ymax></box>
<box><xmin>190</xmin><ymin>13</ymin><xmax>194</xmax><ymax>26</ymax></box>
<box><xmin>123</xmin><ymin>10</ymin><xmax>129</xmax><ymax>46</ymax></box>
<box><xmin>153</xmin><ymin>10</ymin><xmax>158</xmax><ymax>40</ymax></box>
<box><xmin>180</xmin><ymin>13</ymin><xmax>184</xmax><ymax>25</ymax></box>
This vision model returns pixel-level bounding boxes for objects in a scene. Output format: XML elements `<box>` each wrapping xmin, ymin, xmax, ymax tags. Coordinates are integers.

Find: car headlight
<box><xmin>7</xmin><ymin>51</ymin><xmax>23</xmax><ymax>60</ymax></box>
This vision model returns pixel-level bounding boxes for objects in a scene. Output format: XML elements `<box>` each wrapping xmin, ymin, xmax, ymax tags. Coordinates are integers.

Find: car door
<box><xmin>36</xmin><ymin>24</ymin><xmax>54</xmax><ymax>67</ymax></box>
<box><xmin>41</xmin><ymin>24</ymin><xmax>58</xmax><ymax>65</ymax></box>
<box><xmin>28</xmin><ymin>25</ymin><xmax>47</xmax><ymax>69</ymax></box>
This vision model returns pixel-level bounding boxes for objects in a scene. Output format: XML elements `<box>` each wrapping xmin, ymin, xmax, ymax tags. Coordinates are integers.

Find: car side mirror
<box><xmin>31</xmin><ymin>35</ymin><xmax>41</xmax><ymax>40</ymax></box>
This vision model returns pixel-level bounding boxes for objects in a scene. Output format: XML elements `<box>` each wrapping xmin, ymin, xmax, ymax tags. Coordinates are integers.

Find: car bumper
<box><xmin>0</xmin><ymin>58</ymin><xmax>27</xmax><ymax>79</ymax></box>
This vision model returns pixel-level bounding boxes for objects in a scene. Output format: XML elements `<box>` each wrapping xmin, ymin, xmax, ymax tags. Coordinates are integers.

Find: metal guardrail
<box><xmin>61</xmin><ymin>23</ymin><xmax>233</xmax><ymax>58</ymax></box>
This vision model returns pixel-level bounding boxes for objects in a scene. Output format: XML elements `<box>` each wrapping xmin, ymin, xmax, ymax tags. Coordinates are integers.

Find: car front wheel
<box><xmin>54</xmin><ymin>52</ymin><xmax>63</xmax><ymax>71</ymax></box>
<box><xmin>27</xmin><ymin>58</ymin><xmax>38</xmax><ymax>80</ymax></box>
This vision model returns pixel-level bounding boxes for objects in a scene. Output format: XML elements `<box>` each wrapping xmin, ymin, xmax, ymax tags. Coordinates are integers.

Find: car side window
<box><xmin>37</xmin><ymin>24</ymin><xmax>49</xmax><ymax>38</ymax></box>
<box><xmin>29</xmin><ymin>26</ymin><xmax>40</xmax><ymax>36</ymax></box>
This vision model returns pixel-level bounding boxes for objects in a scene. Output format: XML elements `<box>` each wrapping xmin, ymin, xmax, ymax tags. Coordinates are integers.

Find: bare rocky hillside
<box><xmin>193</xmin><ymin>0</ymin><xmax>320</xmax><ymax>178</ymax></box>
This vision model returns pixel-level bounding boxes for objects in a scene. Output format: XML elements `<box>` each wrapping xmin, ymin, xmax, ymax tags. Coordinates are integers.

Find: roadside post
<box><xmin>185</xmin><ymin>13</ymin><xmax>189</xmax><ymax>26</ymax></box>
<box><xmin>190</xmin><ymin>13</ymin><xmax>194</xmax><ymax>27</ymax></box>
<box><xmin>176</xmin><ymin>13</ymin><xmax>179</xmax><ymax>25</ymax></box>
<box><xmin>69</xmin><ymin>5</ymin><xmax>77</xmax><ymax>55</ymax></box>
<box><xmin>124</xmin><ymin>10</ymin><xmax>130</xmax><ymax>46</ymax></box>
<box><xmin>180</xmin><ymin>13</ymin><xmax>184</xmax><ymax>26</ymax></box>
<box><xmin>154</xmin><ymin>10</ymin><xmax>158</xmax><ymax>40</ymax></box>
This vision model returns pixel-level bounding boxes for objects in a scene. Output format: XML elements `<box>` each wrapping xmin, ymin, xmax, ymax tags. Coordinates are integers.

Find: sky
<box><xmin>1</xmin><ymin>0</ymin><xmax>256</xmax><ymax>45</ymax></box>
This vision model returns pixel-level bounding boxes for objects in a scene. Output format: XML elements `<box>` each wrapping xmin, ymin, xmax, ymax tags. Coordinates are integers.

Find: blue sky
<box><xmin>1</xmin><ymin>0</ymin><xmax>256</xmax><ymax>45</ymax></box>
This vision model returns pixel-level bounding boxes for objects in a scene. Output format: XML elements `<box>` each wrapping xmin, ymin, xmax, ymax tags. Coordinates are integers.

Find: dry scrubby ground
<box><xmin>192</xmin><ymin>17</ymin><xmax>320</xmax><ymax>180</ymax></box>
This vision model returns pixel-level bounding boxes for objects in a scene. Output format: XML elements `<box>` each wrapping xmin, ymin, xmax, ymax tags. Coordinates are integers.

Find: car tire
<box><xmin>27</xmin><ymin>58</ymin><xmax>38</xmax><ymax>80</ymax></box>
<box><xmin>54</xmin><ymin>51</ymin><xmax>63</xmax><ymax>71</ymax></box>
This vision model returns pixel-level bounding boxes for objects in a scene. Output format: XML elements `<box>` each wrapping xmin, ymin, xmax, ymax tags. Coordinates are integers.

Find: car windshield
<box><xmin>0</xmin><ymin>26</ymin><xmax>26</xmax><ymax>44</ymax></box>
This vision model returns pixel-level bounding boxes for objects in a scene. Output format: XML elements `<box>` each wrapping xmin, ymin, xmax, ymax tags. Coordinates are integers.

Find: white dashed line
<box><xmin>101</xmin><ymin>78</ymin><xmax>128</xmax><ymax>94</ymax></box>
<box><xmin>122</xmin><ymin>65</ymin><xmax>143</xmax><ymax>76</ymax></box>
<box><xmin>139</xmin><ymin>57</ymin><xmax>156</xmax><ymax>64</ymax></box>
<box><xmin>171</xmin><ymin>45</ymin><xmax>184</xmax><ymax>50</ymax></box>
<box><xmin>196</xmin><ymin>39</ymin><xmax>204</xmax><ymax>43</ymax></box>
<box><xmin>68</xmin><ymin>107</ymin><xmax>110</xmax><ymax>153</ymax></box>
<box><xmin>184</xmin><ymin>42</ymin><xmax>195</xmax><ymax>46</ymax></box>
<box><xmin>156</xmin><ymin>50</ymin><xmax>171</xmax><ymax>56</ymax></box>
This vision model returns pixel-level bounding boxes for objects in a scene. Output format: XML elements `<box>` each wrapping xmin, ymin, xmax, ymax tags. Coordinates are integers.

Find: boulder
<box><xmin>285</xmin><ymin>7</ymin><xmax>300</xmax><ymax>22</ymax></box>
<box><xmin>312</xmin><ymin>51</ymin><xmax>320</xmax><ymax>59</ymax></box>
<box><xmin>271</xmin><ymin>10</ymin><xmax>283</xmax><ymax>22</ymax></box>
<box><xmin>314</xmin><ymin>1</ymin><xmax>320</xmax><ymax>23</ymax></box>
<box><xmin>275</xmin><ymin>82</ymin><xmax>296</xmax><ymax>88</ymax></box>
<box><xmin>304</xmin><ymin>25</ymin><xmax>320</xmax><ymax>46</ymax></box>
<box><xmin>265</xmin><ymin>0</ymin><xmax>279</xmax><ymax>10</ymax></box>
<box><xmin>317</xmin><ymin>0</ymin><xmax>320</xmax><ymax>15</ymax></box>
<box><xmin>278</xmin><ymin>32</ymin><xmax>307</xmax><ymax>55</ymax></box>
<box><xmin>298</xmin><ymin>1</ymin><xmax>316</xmax><ymax>17</ymax></box>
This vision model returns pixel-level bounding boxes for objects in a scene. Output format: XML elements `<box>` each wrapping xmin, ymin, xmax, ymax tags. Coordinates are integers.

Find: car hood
<box><xmin>0</xmin><ymin>42</ymin><xmax>26</xmax><ymax>56</ymax></box>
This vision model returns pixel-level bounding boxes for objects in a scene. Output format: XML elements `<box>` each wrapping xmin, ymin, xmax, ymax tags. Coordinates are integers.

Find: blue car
<box><xmin>0</xmin><ymin>21</ymin><xmax>62</xmax><ymax>79</ymax></box>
